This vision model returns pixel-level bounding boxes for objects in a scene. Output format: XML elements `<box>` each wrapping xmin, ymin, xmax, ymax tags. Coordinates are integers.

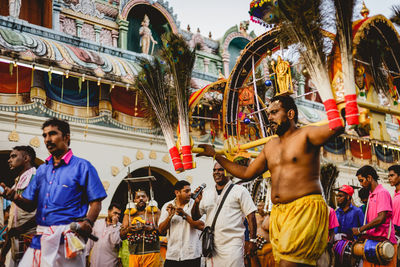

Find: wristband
<box><xmin>249</xmin><ymin>238</ymin><xmax>257</xmax><ymax>244</ymax></box>
<box><xmin>83</xmin><ymin>218</ymin><xmax>94</xmax><ymax>227</ymax></box>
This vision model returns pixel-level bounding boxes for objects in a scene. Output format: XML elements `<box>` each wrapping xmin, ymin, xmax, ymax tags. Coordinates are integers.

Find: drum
<box><xmin>353</xmin><ymin>239</ymin><xmax>394</xmax><ymax>265</ymax></box>
<box><xmin>334</xmin><ymin>240</ymin><xmax>353</xmax><ymax>266</ymax></box>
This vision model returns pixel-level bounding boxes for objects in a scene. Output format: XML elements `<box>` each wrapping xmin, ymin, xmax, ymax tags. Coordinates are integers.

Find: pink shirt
<box><xmin>366</xmin><ymin>184</ymin><xmax>396</xmax><ymax>244</ymax></box>
<box><xmin>329</xmin><ymin>207</ymin><xmax>339</xmax><ymax>229</ymax></box>
<box><xmin>393</xmin><ymin>190</ymin><xmax>400</xmax><ymax>226</ymax></box>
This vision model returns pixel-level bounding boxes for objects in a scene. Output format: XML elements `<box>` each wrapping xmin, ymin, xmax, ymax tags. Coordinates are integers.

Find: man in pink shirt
<box><xmin>353</xmin><ymin>165</ymin><xmax>397</xmax><ymax>267</ymax></box>
<box><xmin>388</xmin><ymin>164</ymin><xmax>400</xmax><ymax>236</ymax></box>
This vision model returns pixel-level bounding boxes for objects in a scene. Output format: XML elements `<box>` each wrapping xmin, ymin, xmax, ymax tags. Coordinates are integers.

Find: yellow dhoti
<box><xmin>129</xmin><ymin>253</ymin><xmax>161</xmax><ymax>267</ymax></box>
<box><xmin>270</xmin><ymin>194</ymin><xmax>329</xmax><ymax>266</ymax></box>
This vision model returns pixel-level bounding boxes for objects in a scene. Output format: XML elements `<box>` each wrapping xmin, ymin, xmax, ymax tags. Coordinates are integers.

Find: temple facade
<box><xmin>0</xmin><ymin>0</ymin><xmax>399</xmax><ymax>215</ymax></box>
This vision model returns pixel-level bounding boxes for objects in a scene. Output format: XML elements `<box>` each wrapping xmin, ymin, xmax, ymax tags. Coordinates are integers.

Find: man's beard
<box><xmin>216</xmin><ymin>180</ymin><xmax>228</xmax><ymax>186</ymax></box>
<box><xmin>338</xmin><ymin>199</ymin><xmax>349</xmax><ymax>209</ymax></box>
<box><xmin>136</xmin><ymin>202</ymin><xmax>146</xmax><ymax>211</ymax></box>
<box><xmin>275</xmin><ymin>120</ymin><xmax>290</xmax><ymax>136</ymax></box>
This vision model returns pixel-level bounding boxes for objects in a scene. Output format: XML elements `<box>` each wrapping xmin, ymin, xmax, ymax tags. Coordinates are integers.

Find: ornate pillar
<box><xmin>52</xmin><ymin>0</ymin><xmax>63</xmax><ymax>31</ymax></box>
<box><xmin>30</xmin><ymin>70</ymin><xmax>46</xmax><ymax>104</ymax></box>
<box><xmin>111</xmin><ymin>30</ymin><xmax>119</xmax><ymax>47</ymax></box>
<box><xmin>204</xmin><ymin>58</ymin><xmax>210</xmax><ymax>73</ymax></box>
<box><xmin>222</xmin><ymin>52</ymin><xmax>230</xmax><ymax>77</ymax></box>
<box><xmin>117</xmin><ymin>18</ymin><xmax>129</xmax><ymax>50</ymax></box>
<box><xmin>94</xmin><ymin>25</ymin><xmax>102</xmax><ymax>43</ymax></box>
<box><xmin>298</xmin><ymin>73</ymin><xmax>306</xmax><ymax>99</ymax></box>
<box><xmin>76</xmin><ymin>19</ymin><xmax>84</xmax><ymax>38</ymax></box>
<box><xmin>99</xmin><ymin>84</ymin><xmax>112</xmax><ymax>117</ymax></box>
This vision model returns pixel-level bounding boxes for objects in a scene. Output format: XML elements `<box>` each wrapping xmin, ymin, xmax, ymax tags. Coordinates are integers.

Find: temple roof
<box><xmin>0</xmin><ymin>22</ymin><xmax>142</xmax><ymax>88</ymax></box>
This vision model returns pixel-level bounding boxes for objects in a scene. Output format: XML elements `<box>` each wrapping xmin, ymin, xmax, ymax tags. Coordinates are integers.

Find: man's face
<box><xmin>267</xmin><ymin>101</ymin><xmax>291</xmax><ymax>136</ymax></box>
<box><xmin>108</xmin><ymin>207</ymin><xmax>121</xmax><ymax>222</ymax></box>
<box><xmin>336</xmin><ymin>191</ymin><xmax>349</xmax><ymax>208</ymax></box>
<box><xmin>42</xmin><ymin>125</ymin><xmax>69</xmax><ymax>156</ymax></box>
<box><xmin>8</xmin><ymin>150</ymin><xmax>27</xmax><ymax>172</ymax></box>
<box><xmin>357</xmin><ymin>175</ymin><xmax>371</xmax><ymax>191</ymax></box>
<box><xmin>134</xmin><ymin>191</ymin><xmax>148</xmax><ymax>211</ymax></box>
<box><xmin>213</xmin><ymin>163</ymin><xmax>229</xmax><ymax>186</ymax></box>
<box><xmin>257</xmin><ymin>201</ymin><xmax>265</xmax><ymax>214</ymax></box>
<box><xmin>175</xmin><ymin>185</ymin><xmax>191</xmax><ymax>203</ymax></box>
<box><xmin>388</xmin><ymin>170</ymin><xmax>400</xmax><ymax>187</ymax></box>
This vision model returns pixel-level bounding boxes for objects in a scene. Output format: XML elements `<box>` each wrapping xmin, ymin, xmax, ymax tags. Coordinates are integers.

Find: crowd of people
<box><xmin>1</xmin><ymin>96</ymin><xmax>400</xmax><ymax>267</ymax></box>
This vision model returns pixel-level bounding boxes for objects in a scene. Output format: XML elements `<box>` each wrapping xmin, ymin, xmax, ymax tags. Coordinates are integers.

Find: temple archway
<box><xmin>110</xmin><ymin>166</ymin><xmax>177</xmax><ymax>214</ymax></box>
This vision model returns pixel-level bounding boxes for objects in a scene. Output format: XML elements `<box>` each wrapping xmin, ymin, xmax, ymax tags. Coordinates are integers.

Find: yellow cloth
<box><xmin>250</xmin><ymin>243</ymin><xmax>275</xmax><ymax>267</ymax></box>
<box><xmin>363</xmin><ymin>244</ymin><xmax>397</xmax><ymax>267</ymax></box>
<box><xmin>129</xmin><ymin>253</ymin><xmax>161</xmax><ymax>267</ymax></box>
<box><xmin>270</xmin><ymin>194</ymin><xmax>328</xmax><ymax>266</ymax></box>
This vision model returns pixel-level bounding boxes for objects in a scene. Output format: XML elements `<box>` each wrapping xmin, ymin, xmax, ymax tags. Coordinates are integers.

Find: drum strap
<box><xmin>363</xmin><ymin>195</ymin><xmax>392</xmax><ymax>240</ymax></box>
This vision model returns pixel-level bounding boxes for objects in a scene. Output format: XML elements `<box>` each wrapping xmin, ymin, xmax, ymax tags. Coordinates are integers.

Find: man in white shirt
<box><xmin>159</xmin><ymin>180</ymin><xmax>204</xmax><ymax>267</ymax></box>
<box><xmin>192</xmin><ymin>163</ymin><xmax>257</xmax><ymax>267</ymax></box>
<box><xmin>86</xmin><ymin>203</ymin><xmax>122</xmax><ymax>267</ymax></box>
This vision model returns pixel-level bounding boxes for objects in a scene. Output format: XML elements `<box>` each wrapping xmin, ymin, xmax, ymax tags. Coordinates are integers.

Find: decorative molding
<box><xmin>29</xmin><ymin>136</ymin><xmax>40</xmax><ymax>148</ymax></box>
<box><xmin>111</xmin><ymin>166</ymin><xmax>120</xmax><ymax>176</ymax></box>
<box><xmin>136</xmin><ymin>150</ymin><xmax>144</xmax><ymax>160</ymax></box>
<box><xmin>71</xmin><ymin>0</ymin><xmax>105</xmax><ymax>19</ymax></box>
<box><xmin>162</xmin><ymin>154</ymin><xmax>170</xmax><ymax>163</ymax></box>
<box><xmin>185</xmin><ymin>175</ymin><xmax>192</xmax><ymax>183</ymax></box>
<box><xmin>8</xmin><ymin>130</ymin><xmax>19</xmax><ymax>142</ymax></box>
<box><xmin>123</xmin><ymin>156</ymin><xmax>131</xmax><ymax>166</ymax></box>
<box><xmin>149</xmin><ymin>150</ymin><xmax>157</xmax><ymax>159</ymax></box>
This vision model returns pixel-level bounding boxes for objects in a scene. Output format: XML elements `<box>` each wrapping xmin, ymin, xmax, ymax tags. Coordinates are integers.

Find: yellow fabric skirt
<box><xmin>129</xmin><ymin>253</ymin><xmax>161</xmax><ymax>267</ymax></box>
<box><xmin>270</xmin><ymin>194</ymin><xmax>329</xmax><ymax>266</ymax></box>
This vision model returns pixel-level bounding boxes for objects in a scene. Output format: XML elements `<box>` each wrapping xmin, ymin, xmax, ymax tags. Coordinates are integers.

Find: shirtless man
<box><xmin>197</xmin><ymin>95</ymin><xmax>343</xmax><ymax>266</ymax></box>
<box><xmin>121</xmin><ymin>190</ymin><xmax>161</xmax><ymax>267</ymax></box>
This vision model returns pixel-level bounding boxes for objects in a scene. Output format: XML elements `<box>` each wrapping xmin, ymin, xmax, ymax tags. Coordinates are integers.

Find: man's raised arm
<box><xmin>196</xmin><ymin>144</ymin><xmax>268</xmax><ymax>180</ymax></box>
<box><xmin>0</xmin><ymin>183</ymin><xmax>36</xmax><ymax>212</ymax></box>
<box><xmin>306</xmin><ymin>123</ymin><xmax>344</xmax><ymax>147</ymax></box>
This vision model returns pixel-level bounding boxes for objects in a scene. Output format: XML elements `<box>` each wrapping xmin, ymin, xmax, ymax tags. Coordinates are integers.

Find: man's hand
<box><xmin>195</xmin><ymin>144</ymin><xmax>216</xmax><ymax>158</ymax></box>
<box><xmin>111</xmin><ymin>215</ymin><xmax>119</xmax><ymax>225</ymax></box>
<box><xmin>166</xmin><ymin>204</ymin><xmax>176</xmax><ymax>218</ymax></box>
<box><xmin>76</xmin><ymin>220</ymin><xmax>93</xmax><ymax>238</ymax></box>
<box><xmin>6</xmin><ymin>227</ymin><xmax>20</xmax><ymax>238</ymax></box>
<box><xmin>244</xmin><ymin>241</ymin><xmax>257</xmax><ymax>257</ymax></box>
<box><xmin>0</xmin><ymin>183</ymin><xmax>17</xmax><ymax>201</ymax></box>
<box><xmin>351</xmin><ymin>227</ymin><xmax>361</xmax><ymax>236</ymax></box>
<box><xmin>193</xmin><ymin>187</ymin><xmax>203</xmax><ymax>205</ymax></box>
<box><xmin>176</xmin><ymin>207</ymin><xmax>186</xmax><ymax>217</ymax></box>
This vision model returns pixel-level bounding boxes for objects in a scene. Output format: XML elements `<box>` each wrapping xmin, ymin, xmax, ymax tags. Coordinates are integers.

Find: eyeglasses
<box><xmin>213</xmin><ymin>168</ymin><xmax>224</xmax><ymax>172</ymax></box>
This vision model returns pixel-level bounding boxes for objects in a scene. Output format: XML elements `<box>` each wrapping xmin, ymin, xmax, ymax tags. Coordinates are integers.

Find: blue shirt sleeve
<box><xmin>22</xmin><ymin>169</ymin><xmax>39</xmax><ymax>201</ymax></box>
<box><xmin>81</xmin><ymin>161</ymin><xmax>107</xmax><ymax>202</ymax></box>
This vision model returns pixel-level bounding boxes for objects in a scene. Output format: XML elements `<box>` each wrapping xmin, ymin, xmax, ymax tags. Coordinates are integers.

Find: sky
<box><xmin>167</xmin><ymin>0</ymin><xmax>398</xmax><ymax>39</ymax></box>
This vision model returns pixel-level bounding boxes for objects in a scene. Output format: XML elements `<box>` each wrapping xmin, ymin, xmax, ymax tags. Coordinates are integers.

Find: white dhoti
<box><xmin>18</xmin><ymin>225</ymin><xmax>85</xmax><ymax>267</ymax></box>
<box><xmin>205</xmin><ymin>244</ymin><xmax>244</xmax><ymax>267</ymax></box>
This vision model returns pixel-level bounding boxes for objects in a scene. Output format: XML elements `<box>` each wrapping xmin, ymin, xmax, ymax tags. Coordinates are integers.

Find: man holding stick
<box><xmin>197</xmin><ymin>95</ymin><xmax>343</xmax><ymax>267</ymax></box>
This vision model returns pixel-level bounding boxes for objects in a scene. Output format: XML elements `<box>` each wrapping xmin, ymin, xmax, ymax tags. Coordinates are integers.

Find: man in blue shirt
<box><xmin>334</xmin><ymin>185</ymin><xmax>364</xmax><ymax>239</ymax></box>
<box><xmin>1</xmin><ymin>118</ymin><xmax>107</xmax><ymax>266</ymax></box>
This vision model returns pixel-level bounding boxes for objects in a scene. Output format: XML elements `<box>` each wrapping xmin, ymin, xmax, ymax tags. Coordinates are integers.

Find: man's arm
<box><xmin>158</xmin><ymin>204</ymin><xmax>175</xmax><ymax>235</ymax></box>
<box><xmin>8</xmin><ymin>216</ymin><xmax>36</xmax><ymax>238</ymax></box>
<box><xmin>77</xmin><ymin>200</ymin><xmax>102</xmax><ymax>237</ymax></box>
<box><xmin>352</xmin><ymin>211</ymin><xmax>387</xmax><ymax>235</ymax></box>
<box><xmin>197</xmin><ymin>144</ymin><xmax>268</xmax><ymax>180</ymax></box>
<box><xmin>176</xmin><ymin>207</ymin><xmax>205</xmax><ymax>231</ymax></box>
<box><xmin>245</xmin><ymin>212</ymin><xmax>257</xmax><ymax>256</ymax></box>
<box><xmin>0</xmin><ymin>182</ymin><xmax>36</xmax><ymax>212</ymax></box>
<box><xmin>306</xmin><ymin>123</ymin><xmax>344</xmax><ymax>147</ymax></box>
<box><xmin>191</xmin><ymin>189</ymin><xmax>203</xmax><ymax>220</ymax></box>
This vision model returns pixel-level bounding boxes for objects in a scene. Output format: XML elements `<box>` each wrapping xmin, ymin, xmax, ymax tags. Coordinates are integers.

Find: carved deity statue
<box><xmin>239</xmin><ymin>20</ymin><xmax>249</xmax><ymax>37</ymax></box>
<box><xmin>9</xmin><ymin>0</ymin><xmax>21</xmax><ymax>18</ymax></box>
<box><xmin>139</xmin><ymin>15</ymin><xmax>158</xmax><ymax>55</ymax></box>
<box><xmin>274</xmin><ymin>56</ymin><xmax>293</xmax><ymax>95</ymax></box>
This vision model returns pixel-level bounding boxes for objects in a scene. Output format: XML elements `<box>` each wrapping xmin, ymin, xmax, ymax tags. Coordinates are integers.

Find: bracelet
<box><xmin>249</xmin><ymin>238</ymin><xmax>257</xmax><ymax>243</ymax></box>
<box><xmin>213</xmin><ymin>153</ymin><xmax>217</xmax><ymax>161</ymax></box>
<box><xmin>83</xmin><ymin>218</ymin><xmax>94</xmax><ymax>227</ymax></box>
<box><xmin>357</xmin><ymin>227</ymin><xmax>361</xmax><ymax>234</ymax></box>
